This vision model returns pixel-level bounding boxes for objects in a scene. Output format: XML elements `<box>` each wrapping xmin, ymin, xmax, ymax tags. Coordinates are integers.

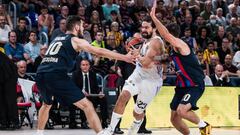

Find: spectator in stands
<box><xmin>225</xmin><ymin>17</ymin><xmax>240</xmax><ymax>40</ymax></box>
<box><xmin>174</xmin><ymin>0</ymin><xmax>191</xmax><ymax>24</ymax></box>
<box><xmin>202</xmin><ymin>66</ymin><xmax>213</xmax><ymax>86</ymax></box>
<box><xmin>216</xmin><ymin>38</ymin><xmax>232</xmax><ymax>64</ymax></box>
<box><xmin>82</xmin><ymin>21</ymin><xmax>92</xmax><ymax>43</ymax></box>
<box><xmin>197</xmin><ymin>50</ymin><xmax>207</xmax><ymax>70</ymax></box>
<box><xmin>226</xmin><ymin>5</ymin><xmax>238</xmax><ymax>24</ymax></box>
<box><xmin>0</xmin><ymin>52</ymin><xmax>18</xmax><ymax>130</ymax></box>
<box><xmin>196</xmin><ymin>26</ymin><xmax>211</xmax><ymax>50</ymax></box>
<box><xmin>64</xmin><ymin>0</ymin><xmax>80</xmax><ymax>15</ymax></box>
<box><xmin>89</xmin><ymin>10</ymin><xmax>102</xmax><ymax>25</ymax></box>
<box><xmin>195</xmin><ymin>16</ymin><xmax>206</xmax><ymax>28</ymax></box>
<box><xmin>131</xmin><ymin>0</ymin><xmax>148</xmax><ymax>23</ymax></box>
<box><xmin>79</xmin><ymin>0</ymin><xmax>91</xmax><ymax>7</ymax></box>
<box><xmin>223</xmin><ymin>54</ymin><xmax>240</xmax><ymax>86</ymax></box>
<box><xmin>17</xmin><ymin>60</ymin><xmax>35</xmax><ymax>81</ymax></box>
<box><xmin>77</xmin><ymin>6</ymin><xmax>87</xmax><ymax>21</ymax></box>
<box><xmin>216</xmin><ymin>8</ymin><xmax>227</xmax><ymax>27</ymax></box>
<box><xmin>24</xmin><ymin>31</ymin><xmax>42</xmax><ymax>72</ymax></box>
<box><xmin>164</xmin><ymin>0</ymin><xmax>178</xmax><ymax>9</ymax></box>
<box><xmin>72</xmin><ymin>59</ymin><xmax>109</xmax><ymax>129</ymax></box>
<box><xmin>0</xmin><ymin>14</ymin><xmax>11</xmax><ymax>53</ymax></box>
<box><xmin>33</xmin><ymin>45</ymin><xmax>47</xmax><ymax>72</ymax></box>
<box><xmin>0</xmin><ymin>4</ymin><xmax>13</xmax><ymax>29</ymax></box>
<box><xmin>105</xmin><ymin>10</ymin><xmax>122</xmax><ymax>28</ymax></box>
<box><xmin>212</xmin><ymin>0</ymin><xmax>229</xmax><ymax>16</ymax></box>
<box><xmin>209</xmin><ymin>55</ymin><xmax>220</xmax><ymax>75</ymax></box>
<box><xmin>181</xmin><ymin>27</ymin><xmax>198</xmax><ymax>52</ymax></box>
<box><xmin>213</xmin><ymin>26</ymin><xmax>226</xmax><ymax>49</ymax></box>
<box><xmin>180</xmin><ymin>13</ymin><xmax>198</xmax><ymax>37</ymax></box>
<box><xmin>55</xmin><ymin>6</ymin><xmax>69</xmax><ymax>28</ymax></box>
<box><xmin>15</xmin><ymin>17</ymin><xmax>29</xmax><ymax>45</ymax></box>
<box><xmin>203</xmin><ymin>41</ymin><xmax>219</xmax><ymax>64</ymax></box>
<box><xmin>206</xmin><ymin>15</ymin><xmax>219</xmax><ymax>38</ymax></box>
<box><xmin>91</xmin><ymin>30</ymin><xmax>105</xmax><ymax>48</ymax></box>
<box><xmin>210</xmin><ymin>64</ymin><xmax>232</xmax><ymax>86</ymax></box>
<box><xmin>223</xmin><ymin>54</ymin><xmax>240</xmax><ymax>77</ymax></box>
<box><xmin>38</xmin><ymin>6</ymin><xmax>54</xmax><ymax>36</ymax></box>
<box><xmin>85</xmin><ymin>0</ymin><xmax>104</xmax><ymax>22</ymax></box>
<box><xmin>91</xmin><ymin>30</ymin><xmax>106</xmax><ymax>65</ymax></box>
<box><xmin>229</xmin><ymin>0</ymin><xmax>240</xmax><ymax>16</ymax></box>
<box><xmin>50</xmin><ymin>18</ymin><xmax>66</xmax><ymax>41</ymax></box>
<box><xmin>89</xmin><ymin>23</ymin><xmax>101</xmax><ymax>41</ymax></box>
<box><xmin>4</xmin><ymin>31</ymin><xmax>29</xmax><ymax>63</ymax></box>
<box><xmin>233</xmin><ymin>50</ymin><xmax>240</xmax><ymax>69</ymax></box>
<box><xmin>107</xmin><ymin>22</ymin><xmax>124</xmax><ymax>50</ymax></box>
<box><xmin>200</xmin><ymin>0</ymin><xmax>214</xmax><ymax>20</ymax></box>
<box><xmin>106</xmin><ymin>29</ymin><xmax>118</xmax><ymax>51</ymax></box>
<box><xmin>119</xmin><ymin>0</ymin><xmax>134</xmax><ymax>31</ymax></box>
<box><xmin>102</xmin><ymin>0</ymin><xmax>121</xmax><ymax>22</ymax></box>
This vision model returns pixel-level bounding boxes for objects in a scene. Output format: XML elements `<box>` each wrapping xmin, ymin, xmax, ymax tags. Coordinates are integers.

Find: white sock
<box><xmin>198</xmin><ymin>120</ymin><xmax>207</xmax><ymax>128</ymax></box>
<box><xmin>127</xmin><ymin>119</ymin><xmax>143</xmax><ymax>135</ymax></box>
<box><xmin>108</xmin><ymin>112</ymin><xmax>122</xmax><ymax>131</ymax></box>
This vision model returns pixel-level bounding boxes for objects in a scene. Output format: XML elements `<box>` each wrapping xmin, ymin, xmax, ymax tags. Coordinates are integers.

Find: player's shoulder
<box><xmin>151</xmin><ymin>36</ymin><xmax>164</xmax><ymax>43</ymax></box>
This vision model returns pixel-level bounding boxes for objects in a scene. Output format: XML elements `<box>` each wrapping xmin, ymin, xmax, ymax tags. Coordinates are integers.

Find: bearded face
<box><xmin>141</xmin><ymin>21</ymin><xmax>153</xmax><ymax>39</ymax></box>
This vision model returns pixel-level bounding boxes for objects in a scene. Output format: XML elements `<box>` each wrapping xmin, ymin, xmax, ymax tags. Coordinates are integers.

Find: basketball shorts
<box><xmin>122</xmin><ymin>71</ymin><xmax>162</xmax><ymax>114</ymax></box>
<box><xmin>35</xmin><ymin>72</ymin><xmax>85</xmax><ymax>106</ymax></box>
<box><xmin>170</xmin><ymin>82</ymin><xmax>205</xmax><ymax>111</ymax></box>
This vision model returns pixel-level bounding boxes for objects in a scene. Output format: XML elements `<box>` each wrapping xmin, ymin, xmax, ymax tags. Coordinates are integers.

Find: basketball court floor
<box><xmin>0</xmin><ymin>127</ymin><xmax>239</xmax><ymax>135</ymax></box>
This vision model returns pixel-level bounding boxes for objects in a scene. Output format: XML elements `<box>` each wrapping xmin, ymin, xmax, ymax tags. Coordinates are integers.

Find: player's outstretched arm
<box><xmin>150</xmin><ymin>0</ymin><xmax>190</xmax><ymax>55</ymax></box>
<box><xmin>72</xmin><ymin>37</ymin><xmax>135</xmax><ymax>64</ymax></box>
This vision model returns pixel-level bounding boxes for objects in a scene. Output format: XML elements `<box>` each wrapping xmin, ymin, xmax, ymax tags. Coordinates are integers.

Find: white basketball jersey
<box><xmin>135</xmin><ymin>36</ymin><xmax>164</xmax><ymax>81</ymax></box>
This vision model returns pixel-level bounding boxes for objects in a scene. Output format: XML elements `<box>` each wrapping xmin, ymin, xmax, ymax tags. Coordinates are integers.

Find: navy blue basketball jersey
<box><xmin>171</xmin><ymin>48</ymin><xmax>205</xmax><ymax>88</ymax></box>
<box><xmin>37</xmin><ymin>34</ymin><xmax>78</xmax><ymax>73</ymax></box>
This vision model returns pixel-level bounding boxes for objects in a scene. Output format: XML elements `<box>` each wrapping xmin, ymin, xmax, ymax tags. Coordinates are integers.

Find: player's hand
<box><xmin>150</xmin><ymin>0</ymin><xmax>157</xmax><ymax>19</ymax></box>
<box><xmin>125</xmin><ymin>51</ymin><xmax>137</xmax><ymax>64</ymax></box>
<box><xmin>129</xmin><ymin>44</ymin><xmax>140</xmax><ymax>57</ymax></box>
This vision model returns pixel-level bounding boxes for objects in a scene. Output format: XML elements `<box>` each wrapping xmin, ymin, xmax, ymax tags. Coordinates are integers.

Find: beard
<box><xmin>141</xmin><ymin>32</ymin><xmax>153</xmax><ymax>39</ymax></box>
<box><xmin>77</xmin><ymin>29</ymin><xmax>83</xmax><ymax>38</ymax></box>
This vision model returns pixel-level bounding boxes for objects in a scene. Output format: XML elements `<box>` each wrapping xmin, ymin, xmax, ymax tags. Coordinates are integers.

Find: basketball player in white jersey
<box><xmin>103</xmin><ymin>16</ymin><xmax>166</xmax><ymax>135</ymax></box>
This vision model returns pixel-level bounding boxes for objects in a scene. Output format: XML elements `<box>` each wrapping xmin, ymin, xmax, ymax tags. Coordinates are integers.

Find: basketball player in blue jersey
<box><xmin>35</xmin><ymin>16</ymin><xmax>135</xmax><ymax>135</ymax></box>
<box><xmin>150</xmin><ymin>1</ymin><xmax>211</xmax><ymax>135</ymax></box>
<box><xmin>103</xmin><ymin>16</ymin><xmax>166</xmax><ymax>135</ymax></box>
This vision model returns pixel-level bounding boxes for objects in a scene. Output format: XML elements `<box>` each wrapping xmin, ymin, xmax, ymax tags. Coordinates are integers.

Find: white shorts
<box><xmin>122</xmin><ymin>71</ymin><xmax>162</xmax><ymax>114</ymax></box>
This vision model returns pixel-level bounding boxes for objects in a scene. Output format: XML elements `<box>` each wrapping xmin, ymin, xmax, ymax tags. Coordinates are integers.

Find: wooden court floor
<box><xmin>0</xmin><ymin>127</ymin><xmax>239</xmax><ymax>135</ymax></box>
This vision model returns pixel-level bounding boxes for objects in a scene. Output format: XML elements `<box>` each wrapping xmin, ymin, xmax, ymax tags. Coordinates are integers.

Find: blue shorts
<box><xmin>170</xmin><ymin>83</ymin><xmax>205</xmax><ymax>111</ymax></box>
<box><xmin>35</xmin><ymin>72</ymin><xmax>85</xmax><ymax>106</ymax></box>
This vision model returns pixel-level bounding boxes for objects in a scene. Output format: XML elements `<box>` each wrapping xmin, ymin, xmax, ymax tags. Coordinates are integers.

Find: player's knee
<box><xmin>82</xmin><ymin>99</ymin><xmax>94</xmax><ymax>110</ymax></box>
<box><xmin>176</xmin><ymin>106</ymin><xmax>187</xmax><ymax>117</ymax></box>
<box><xmin>133</xmin><ymin>111</ymin><xmax>144</xmax><ymax>120</ymax></box>
<box><xmin>119</xmin><ymin>91</ymin><xmax>131</xmax><ymax>103</ymax></box>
